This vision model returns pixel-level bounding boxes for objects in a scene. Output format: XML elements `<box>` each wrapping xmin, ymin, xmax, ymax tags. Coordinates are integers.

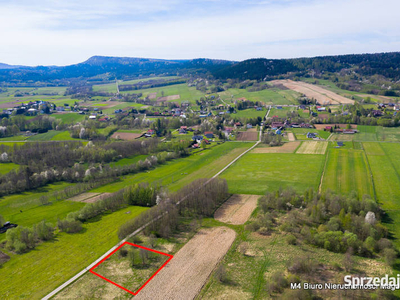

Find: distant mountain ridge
<box><xmin>0</xmin><ymin>56</ymin><xmax>235</xmax><ymax>83</ymax></box>
<box><xmin>0</xmin><ymin>63</ymin><xmax>24</xmax><ymax>70</ymax></box>
<box><xmin>0</xmin><ymin>52</ymin><xmax>399</xmax><ymax>84</ymax></box>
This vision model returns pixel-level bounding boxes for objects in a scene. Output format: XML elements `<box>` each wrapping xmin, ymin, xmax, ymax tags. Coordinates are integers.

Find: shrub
<box><xmin>267</xmin><ymin>271</ymin><xmax>288</xmax><ymax>293</ymax></box>
<box><xmin>57</xmin><ymin>218</ymin><xmax>83</xmax><ymax>233</ymax></box>
<box><xmin>14</xmin><ymin>240</ymin><xmax>27</xmax><ymax>254</ymax></box>
<box><xmin>383</xmin><ymin>248</ymin><xmax>397</xmax><ymax>267</ymax></box>
<box><xmin>119</xmin><ymin>248</ymin><xmax>128</xmax><ymax>258</ymax></box>
<box><xmin>215</xmin><ymin>265</ymin><xmax>228</xmax><ymax>283</ymax></box>
<box><xmin>33</xmin><ymin>220</ymin><xmax>54</xmax><ymax>241</ymax></box>
<box><xmin>286</xmin><ymin>234</ymin><xmax>297</xmax><ymax>245</ymax></box>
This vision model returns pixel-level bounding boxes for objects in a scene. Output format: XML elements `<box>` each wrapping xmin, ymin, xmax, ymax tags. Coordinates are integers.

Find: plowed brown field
<box><xmin>271</xmin><ymin>80</ymin><xmax>354</xmax><ymax>105</ymax></box>
<box><xmin>214</xmin><ymin>194</ymin><xmax>259</xmax><ymax>225</ymax></box>
<box><xmin>133</xmin><ymin>227</ymin><xmax>236</xmax><ymax>300</ymax></box>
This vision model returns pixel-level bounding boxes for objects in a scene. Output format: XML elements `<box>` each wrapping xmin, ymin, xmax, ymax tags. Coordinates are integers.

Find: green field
<box><xmin>364</xmin><ymin>143</ymin><xmax>400</xmax><ymax>210</ymax></box>
<box><xmin>0</xmin><ymin>162</ymin><xmax>19</xmax><ymax>175</ymax></box>
<box><xmin>0</xmin><ymin>182</ymin><xmax>80</xmax><ymax>238</ymax></box>
<box><xmin>110</xmin><ymin>154</ymin><xmax>148</xmax><ymax>167</ymax></box>
<box><xmin>321</xmin><ymin>148</ymin><xmax>373</xmax><ymax>197</ymax></box>
<box><xmin>52</xmin><ymin>113</ymin><xmax>86</xmax><ymax>124</ymax></box>
<box><xmin>234</xmin><ymin>108</ymin><xmax>266</xmax><ymax>119</ymax></box>
<box><xmin>91</xmin><ymin>142</ymin><xmax>253</xmax><ymax>193</ymax></box>
<box><xmin>0</xmin><ymin>135</ymin><xmax>28</xmax><ymax>141</ymax></box>
<box><xmin>220</xmin><ymin>153</ymin><xmax>325</xmax><ymax>194</ymax></box>
<box><xmin>0</xmin><ymin>206</ymin><xmax>148</xmax><ymax>299</ymax></box>
<box><xmin>23</xmin><ymin>130</ymin><xmax>79</xmax><ymax>141</ymax></box>
<box><xmin>218</xmin><ymin>88</ymin><xmax>299</xmax><ymax>105</ymax></box>
<box><xmin>92</xmin><ymin>76</ymin><xmax>181</xmax><ymax>93</ymax></box>
<box><xmin>119</xmin><ymin>83</ymin><xmax>205</xmax><ymax>104</ymax></box>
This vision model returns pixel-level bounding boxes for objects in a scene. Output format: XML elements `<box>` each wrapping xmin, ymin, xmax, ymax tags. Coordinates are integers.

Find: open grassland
<box><xmin>321</xmin><ymin>149</ymin><xmax>373</xmax><ymax>197</ymax></box>
<box><xmin>251</xmin><ymin>141</ymin><xmax>300</xmax><ymax>153</ymax></box>
<box><xmin>55</xmin><ymin>242</ymin><xmax>170</xmax><ymax>299</ymax></box>
<box><xmin>363</xmin><ymin>142</ymin><xmax>385</xmax><ymax>156</ymax></box>
<box><xmin>198</xmin><ymin>225</ymin><xmax>390</xmax><ymax>300</ymax></box>
<box><xmin>218</xmin><ymin>87</ymin><xmax>299</xmax><ymax>105</ymax></box>
<box><xmin>134</xmin><ymin>227</ymin><xmax>236</xmax><ymax>300</ymax></box>
<box><xmin>0</xmin><ymin>162</ymin><xmax>19</xmax><ymax>175</ymax></box>
<box><xmin>364</xmin><ymin>143</ymin><xmax>400</xmax><ymax>210</ymax></box>
<box><xmin>91</xmin><ymin>142</ymin><xmax>253</xmax><ymax>194</ymax></box>
<box><xmin>51</xmin><ymin>131</ymin><xmax>81</xmax><ymax>141</ymax></box>
<box><xmin>269</xmin><ymin>107</ymin><xmax>292</xmax><ymax>118</ymax></box>
<box><xmin>92</xmin><ymin>76</ymin><xmax>181</xmax><ymax>93</ymax></box>
<box><xmin>0</xmin><ymin>206</ymin><xmax>148</xmax><ymax>300</ymax></box>
<box><xmin>296</xmin><ymin>141</ymin><xmax>328</xmax><ymax>154</ymax></box>
<box><xmin>121</xmin><ymin>83</ymin><xmax>205</xmax><ymax>104</ymax></box>
<box><xmin>220</xmin><ymin>153</ymin><xmax>325</xmax><ymax>195</ymax></box>
<box><xmin>109</xmin><ymin>155</ymin><xmax>148</xmax><ymax>167</ymax></box>
<box><xmin>52</xmin><ymin>113</ymin><xmax>86</xmax><ymax>124</ymax></box>
<box><xmin>233</xmin><ymin>109</ymin><xmax>266</xmax><ymax>119</ymax></box>
<box><xmin>24</xmin><ymin>130</ymin><xmax>80</xmax><ymax>141</ymax></box>
<box><xmin>0</xmin><ymin>135</ymin><xmax>28</xmax><ymax>141</ymax></box>
<box><xmin>0</xmin><ymin>182</ymin><xmax>82</xmax><ymax>239</ymax></box>
<box><xmin>214</xmin><ymin>194</ymin><xmax>259</xmax><ymax>225</ymax></box>
<box><xmin>272</xmin><ymin>79</ymin><xmax>354</xmax><ymax>105</ymax></box>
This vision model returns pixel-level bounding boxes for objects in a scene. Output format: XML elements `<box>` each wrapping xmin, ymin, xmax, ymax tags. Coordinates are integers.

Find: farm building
<box><xmin>307</xmin><ymin>132</ymin><xmax>317</xmax><ymax>139</ymax></box>
<box><xmin>343</xmin><ymin>129</ymin><xmax>356</xmax><ymax>134</ymax></box>
<box><xmin>204</xmin><ymin>132</ymin><xmax>214</xmax><ymax>139</ymax></box>
<box><xmin>337</xmin><ymin>141</ymin><xmax>344</xmax><ymax>147</ymax></box>
<box><xmin>192</xmin><ymin>135</ymin><xmax>203</xmax><ymax>142</ymax></box>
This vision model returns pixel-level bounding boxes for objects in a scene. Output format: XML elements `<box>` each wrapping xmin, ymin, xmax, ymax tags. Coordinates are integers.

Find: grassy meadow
<box><xmin>91</xmin><ymin>142</ymin><xmax>254</xmax><ymax>193</ymax></box>
<box><xmin>220</xmin><ymin>153</ymin><xmax>325</xmax><ymax>195</ymax></box>
<box><xmin>0</xmin><ymin>206</ymin><xmax>148</xmax><ymax>300</ymax></box>
<box><xmin>321</xmin><ymin>148</ymin><xmax>373</xmax><ymax>197</ymax></box>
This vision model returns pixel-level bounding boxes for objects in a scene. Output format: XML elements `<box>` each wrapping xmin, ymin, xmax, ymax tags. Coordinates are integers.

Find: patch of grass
<box><xmin>321</xmin><ymin>148</ymin><xmax>373</xmax><ymax>197</ymax></box>
<box><xmin>366</xmin><ymin>150</ymin><xmax>400</xmax><ymax>210</ymax></box>
<box><xmin>0</xmin><ymin>162</ymin><xmax>19</xmax><ymax>175</ymax></box>
<box><xmin>234</xmin><ymin>108</ymin><xmax>266</xmax><ymax>119</ymax></box>
<box><xmin>110</xmin><ymin>155</ymin><xmax>148</xmax><ymax>167</ymax></box>
<box><xmin>122</xmin><ymin>83</ymin><xmax>205</xmax><ymax>104</ymax></box>
<box><xmin>0</xmin><ymin>182</ymin><xmax>77</xmax><ymax>238</ymax></box>
<box><xmin>0</xmin><ymin>135</ymin><xmax>27</xmax><ymax>141</ymax></box>
<box><xmin>26</xmin><ymin>130</ymin><xmax>60</xmax><ymax>141</ymax></box>
<box><xmin>219</xmin><ymin>88</ymin><xmax>298</xmax><ymax>105</ymax></box>
<box><xmin>0</xmin><ymin>206</ymin><xmax>148</xmax><ymax>300</ymax></box>
<box><xmin>52</xmin><ymin>113</ymin><xmax>86</xmax><ymax>124</ymax></box>
<box><xmin>91</xmin><ymin>142</ymin><xmax>253</xmax><ymax>193</ymax></box>
<box><xmin>220</xmin><ymin>153</ymin><xmax>325</xmax><ymax>195</ymax></box>
<box><xmin>50</xmin><ymin>131</ymin><xmax>80</xmax><ymax>141</ymax></box>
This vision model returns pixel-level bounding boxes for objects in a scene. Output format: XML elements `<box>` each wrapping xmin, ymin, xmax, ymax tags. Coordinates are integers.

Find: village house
<box><xmin>343</xmin><ymin>129</ymin><xmax>357</xmax><ymax>134</ymax></box>
<box><xmin>204</xmin><ymin>131</ymin><xmax>214</xmax><ymax>139</ymax></box>
<box><xmin>307</xmin><ymin>132</ymin><xmax>317</xmax><ymax>139</ymax></box>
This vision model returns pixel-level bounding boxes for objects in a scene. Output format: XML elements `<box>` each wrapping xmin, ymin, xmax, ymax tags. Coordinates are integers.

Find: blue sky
<box><xmin>0</xmin><ymin>0</ymin><xmax>399</xmax><ymax>66</ymax></box>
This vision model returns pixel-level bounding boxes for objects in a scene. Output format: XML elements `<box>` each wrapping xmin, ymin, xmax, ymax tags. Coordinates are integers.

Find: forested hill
<box><xmin>0</xmin><ymin>56</ymin><xmax>235</xmax><ymax>84</ymax></box>
<box><xmin>212</xmin><ymin>52</ymin><xmax>400</xmax><ymax>80</ymax></box>
<box><xmin>1</xmin><ymin>52</ymin><xmax>400</xmax><ymax>85</ymax></box>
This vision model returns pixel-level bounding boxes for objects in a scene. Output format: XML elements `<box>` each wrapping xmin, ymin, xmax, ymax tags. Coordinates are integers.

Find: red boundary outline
<box><xmin>89</xmin><ymin>242</ymin><xmax>173</xmax><ymax>295</ymax></box>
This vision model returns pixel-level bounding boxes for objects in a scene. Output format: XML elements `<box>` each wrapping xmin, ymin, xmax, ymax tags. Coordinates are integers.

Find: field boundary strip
<box><xmin>42</xmin><ymin>107</ymin><xmax>271</xmax><ymax>300</ymax></box>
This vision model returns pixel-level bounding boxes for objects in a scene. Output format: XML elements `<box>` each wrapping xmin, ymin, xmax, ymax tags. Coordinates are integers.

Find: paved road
<box><xmin>42</xmin><ymin>106</ymin><xmax>271</xmax><ymax>299</ymax></box>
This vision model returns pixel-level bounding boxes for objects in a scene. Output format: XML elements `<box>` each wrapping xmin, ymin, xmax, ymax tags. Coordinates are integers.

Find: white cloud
<box><xmin>0</xmin><ymin>0</ymin><xmax>399</xmax><ymax>65</ymax></box>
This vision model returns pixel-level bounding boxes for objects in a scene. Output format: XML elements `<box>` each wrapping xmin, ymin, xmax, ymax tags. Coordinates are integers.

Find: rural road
<box><xmin>42</xmin><ymin>105</ymin><xmax>271</xmax><ymax>299</ymax></box>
